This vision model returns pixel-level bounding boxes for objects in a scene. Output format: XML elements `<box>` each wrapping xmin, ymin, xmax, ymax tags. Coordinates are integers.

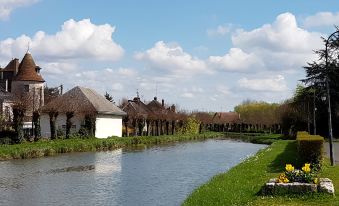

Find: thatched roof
<box><xmin>41</xmin><ymin>86</ymin><xmax>126</xmax><ymax>116</ymax></box>
<box><xmin>13</xmin><ymin>53</ymin><xmax>44</xmax><ymax>82</ymax></box>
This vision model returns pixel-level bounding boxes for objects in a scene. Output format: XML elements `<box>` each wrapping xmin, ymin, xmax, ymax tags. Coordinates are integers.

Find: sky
<box><xmin>1</xmin><ymin>0</ymin><xmax>339</xmax><ymax>112</ymax></box>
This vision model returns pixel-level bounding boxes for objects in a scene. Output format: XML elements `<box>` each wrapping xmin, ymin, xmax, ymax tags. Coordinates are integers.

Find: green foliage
<box><xmin>179</xmin><ymin>117</ymin><xmax>200</xmax><ymax>135</ymax></box>
<box><xmin>297</xmin><ymin>131</ymin><xmax>324</xmax><ymax>165</ymax></box>
<box><xmin>234</xmin><ymin>100</ymin><xmax>280</xmax><ymax>126</ymax></box>
<box><xmin>104</xmin><ymin>91</ymin><xmax>115</xmax><ymax>103</ymax></box>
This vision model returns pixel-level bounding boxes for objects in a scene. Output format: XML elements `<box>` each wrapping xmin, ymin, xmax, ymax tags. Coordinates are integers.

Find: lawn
<box><xmin>183</xmin><ymin>140</ymin><xmax>339</xmax><ymax>206</ymax></box>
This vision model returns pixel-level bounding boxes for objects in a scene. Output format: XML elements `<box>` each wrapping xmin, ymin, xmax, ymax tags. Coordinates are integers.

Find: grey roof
<box><xmin>42</xmin><ymin>86</ymin><xmax>126</xmax><ymax>116</ymax></box>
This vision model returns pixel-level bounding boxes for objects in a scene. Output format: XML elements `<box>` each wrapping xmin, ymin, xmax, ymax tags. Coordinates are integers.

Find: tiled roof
<box><xmin>13</xmin><ymin>53</ymin><xmax>44</xmax><ymax>82</ymax></box>
<box><xmin>147</xmin><ymin>98</ymin><xmax>166</xmax><ymax>115</ymax></box>
<box><xmin>213</xmin><ymin>112</ymin><xmax>240</xmax><ymax>123</ymax></box>
<box><xmin>123</xmin><ymin>98</ymin><xmax>153</xmax><ymax>117</ymax></box>
<box><xmin>1</xmin><ymin>58</ymin><xmax>19</xmax><ymax>72</ymax></box>
<box><xmin>42</xmin><ymin>86</ymin><xmax>126</xmax><ymax>116</ymax></box>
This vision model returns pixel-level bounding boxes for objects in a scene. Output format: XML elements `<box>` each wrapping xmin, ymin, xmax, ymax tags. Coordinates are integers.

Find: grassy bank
<box><xmin>183</xmin><ymin>140</ymin><xmax>339</xmax><ymax>206</ymax></box>
<box><xmin>224</xmin><ymin>132</ymin><xmax>284</xmax><ymax>144</ymax></box>
<box><xmin>0</xmin><ymin>132</ymin><xmax>222</xmax><ymax>160</ymax></box>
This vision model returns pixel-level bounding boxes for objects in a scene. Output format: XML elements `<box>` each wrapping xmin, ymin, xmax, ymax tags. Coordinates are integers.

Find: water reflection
<box><xmin>0</xmin><ymin>139</ymin><xmax>266</xmax><ymax>206</ymax></box>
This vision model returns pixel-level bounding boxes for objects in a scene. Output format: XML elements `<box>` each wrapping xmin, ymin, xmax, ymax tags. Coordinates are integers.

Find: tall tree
<box><xmin>104</xmin><ymin>92</ymin><xmax>115</xmax><ymax>104</ymax></box>
<box><xmin>303</xmin><ymin>27</ymin><xmax>339</xmax><ymax>136</ymax></box>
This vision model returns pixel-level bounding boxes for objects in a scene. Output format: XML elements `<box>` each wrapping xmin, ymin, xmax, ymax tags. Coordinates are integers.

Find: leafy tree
<box><xmin>302</xmin><ymin>27</ymin><xmax>339</xmax><ymax>136</ymax></box>
<box><xmin>104</xmin><ymin>92</ymin><xmax>115</xmax><ymax>104</ymax></box>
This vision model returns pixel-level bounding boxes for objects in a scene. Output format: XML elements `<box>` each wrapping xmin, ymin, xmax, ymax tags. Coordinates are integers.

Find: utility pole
<box><xmin>313</xmin><ymin>88</ymin><xmax>316</xmax><ymax>135</ymax></box>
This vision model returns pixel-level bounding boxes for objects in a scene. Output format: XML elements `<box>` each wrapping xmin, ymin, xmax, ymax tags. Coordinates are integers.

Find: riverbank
<box><xmin>183</xmin><ymin>140</ymin><xmax>339</xmax><ymax>206</ymax></box>
<box><xmin>0</xmin><ymin>132</ymin><xmax>223</xmax><ymax>160</ymax></box>
<box><xmin>223</xmin><ymin>132</ymin><xmax>283</xmax><ymax>144</ymax></box>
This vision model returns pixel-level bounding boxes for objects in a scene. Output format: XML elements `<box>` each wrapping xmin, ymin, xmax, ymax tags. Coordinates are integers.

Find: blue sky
<box><xmin>1</xmin><ymin>0</ymin><xmax>339</xmax><ymax>111</ymax></box>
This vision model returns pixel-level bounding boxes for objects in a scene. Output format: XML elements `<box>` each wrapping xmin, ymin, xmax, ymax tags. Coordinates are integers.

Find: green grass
<box><xmin>183</xmin><ymin>140</ymin><xmax>339</xmax><ymax>206</ymax></box>
<box><xmin>0</xmin><ymin>132</ymin><xmax>223</xmax><ymax>160</ymax></box>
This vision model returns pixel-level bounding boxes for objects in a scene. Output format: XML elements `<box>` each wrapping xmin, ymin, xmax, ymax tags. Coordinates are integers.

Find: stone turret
<box><xmin>11</xmin><ymin>52</ymin><xmax>45</xmax><ymax>110</ymax></box>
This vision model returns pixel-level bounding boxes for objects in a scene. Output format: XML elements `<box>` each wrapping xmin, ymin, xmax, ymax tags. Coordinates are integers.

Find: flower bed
<box><xmin>262</xmin><ymin>164</ymin><xmax>335</xmax><ymax>195</ymax></box>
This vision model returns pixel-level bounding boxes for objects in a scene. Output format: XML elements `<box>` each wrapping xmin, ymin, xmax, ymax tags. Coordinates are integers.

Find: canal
<box><xmin>0</xmin><ymin>139</ymin><xmax>266</xmax><ymax>206</ymax></box>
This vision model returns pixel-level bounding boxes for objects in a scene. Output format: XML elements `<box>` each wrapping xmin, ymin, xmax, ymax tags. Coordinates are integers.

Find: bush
<box><xmin>296</xmin><ymin>131</ymin><xmax>324</xmax><ymax>165</ymax></box>
<box><xmin>180</xmin><ymin>117</ymin><xmax>200</xmax><ymax>135</ymax></box>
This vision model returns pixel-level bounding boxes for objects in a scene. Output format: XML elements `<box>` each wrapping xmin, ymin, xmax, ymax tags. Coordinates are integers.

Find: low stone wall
<box><xmin>262</xmin><ymin>178</ymin><xmax>334</xmax><ymax>195</ymax></box>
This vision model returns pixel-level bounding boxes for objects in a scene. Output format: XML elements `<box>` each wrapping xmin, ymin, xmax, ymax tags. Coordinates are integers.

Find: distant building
<box><xmin>212</xmin><ymin>112</ymin><xmax>240</xmax><ymax>124</ymax></box>
<box><xmin>0</xmin><ymin>53</ymin><xmax>45</xmax><ymax>133</ymax></box>
<box><xmin>40</xmin><ymin>86</ymin><xmax>126</xmax><ymax>138</ymax></box>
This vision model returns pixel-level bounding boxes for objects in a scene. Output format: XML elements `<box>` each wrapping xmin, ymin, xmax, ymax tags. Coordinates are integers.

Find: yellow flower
<box><xmin>285</xmin><ymin>164</ymin><xmax>294</xmax><ymax>172</ymax></box>
<box><xmin>314</xmin><ymin>178</ymin><xmax>318</xmax><ymax>184</ymax></box>
<box><xmin>302</xmin><ymin>163</ymin><xmax>311</xmax><ymax>173</ymax></box>
<box><xmin>277</xmin><ymin>173</ymin><xmax>289</xmax><ymax>183</ymax></box>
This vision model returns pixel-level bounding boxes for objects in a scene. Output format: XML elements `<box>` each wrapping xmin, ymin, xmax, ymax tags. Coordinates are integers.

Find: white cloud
<box><xmin>206</xmin><ymin>12</ymin><xmax>323</xmax><ymax>73</ymax></box>
<box><xmin>209</xmin><ymin>48</ymin><xmax>263</xmax><ymax>72</ymax></box>
<box><xmin>117</xmin><ymin>68</ymin><xmax>137</xmax><ymax>77</ymax></box>
<box><xmin>0</xmin><ymin>0</ymin><xmax>38</xmax><ymax>20</ymax></box>
<box><xmin>135</xmin><ymin>41</ymin><xmax>209</xmax><ymax>75</ymax></box>
<box><xmin>216</xmin><ymin>85</ymin><xmax>232</xmax><ymax>96</ymax></box>
<box><xmin>181</xmin><ymin>92</ymin><xmax>194</xmax><ymax>98</ymax></box>
<box><xmin>0</xmin><ymin>18</ymin><xmax>124</xmax><ymax>61</ymax></box>
<box><xmin>232</xmin><ymin>13</ymin><xmax>322</xmax><ymax>53</ymax></box>
<box><xmin>303</xmin><ymin>12</ymin><xmax>339</xmax><ymax>28</ymax></box>
<box><xmin>238</xmin><ymin>75</ymin><xmax>288</xmax><ymax>92</ymax></box>
<box><xmin>41</xmin><ymin>62</ymin><xmax>78</xmax><ymax>75</ymax></box>
<box><xmin>207</xmin><ymin>24</ymin><xmax>231</xmax><ymax>37</ymax></box>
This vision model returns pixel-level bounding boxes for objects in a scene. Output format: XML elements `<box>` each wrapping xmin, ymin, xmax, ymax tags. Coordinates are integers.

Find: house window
<box><xmin>24</xmin><ymin>85</ymin><xmax>29</xmax><ymax>92</ymax></box>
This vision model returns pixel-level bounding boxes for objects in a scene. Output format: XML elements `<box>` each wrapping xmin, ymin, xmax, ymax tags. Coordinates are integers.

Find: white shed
<box><xmin>40</xmin><ymin>86</ymin><xmax>126</xmax><ymax>138</ymax></box>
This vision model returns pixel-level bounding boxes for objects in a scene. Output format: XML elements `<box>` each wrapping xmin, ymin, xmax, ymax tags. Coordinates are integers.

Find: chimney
<box><xmin>154</xmin><ymin>96</ymin><xmax>157</xmax><ymax>101</ymax></box>
<box><xmin>162</xmin><ymin>99</ymin><xmax>164</xmax><ymax>107</ymax></box>
<box><xmin>5</xmin><ymin>79</ymin><xmax>8</xmax><ymax>92</ymax></box>
<box><xmin>171</xmin><ymin>104</ymin><xmax>176</xmax><ymax>113</ymax></box>
<box><xmin>14</xmin><ymin>58</ymin><xmax>19</xmax><ymax>75</ymax></box>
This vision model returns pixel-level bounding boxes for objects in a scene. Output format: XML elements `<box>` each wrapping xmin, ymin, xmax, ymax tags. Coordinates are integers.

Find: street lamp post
<box><xmin>325</xmin><ymin>30</ymin><xmax>339</xmax><ymax>166</ymax></box>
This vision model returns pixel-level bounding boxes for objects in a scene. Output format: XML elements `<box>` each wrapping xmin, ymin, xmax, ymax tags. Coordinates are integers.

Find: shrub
<box><xmin>296</xmin><ymin>132</ymin><xmax>324</xmax><ymax>165</ymax></box>
<box><xmin>180</xmin><ymin>117</ymin><xmax>200</xmax><ymax>135</ymax></box>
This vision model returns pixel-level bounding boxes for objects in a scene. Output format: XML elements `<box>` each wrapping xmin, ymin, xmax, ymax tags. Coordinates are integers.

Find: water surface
<box><xmin>0</xmin><ymin>139</ymin><xmax>266</xmax><ymax>206</ymax></box>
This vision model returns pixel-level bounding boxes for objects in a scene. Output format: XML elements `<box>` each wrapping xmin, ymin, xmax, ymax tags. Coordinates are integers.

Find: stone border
<box><xmin>262</xmin><ymin>178</ymin><xmax>334</xmax><ymax>195</ymax></box>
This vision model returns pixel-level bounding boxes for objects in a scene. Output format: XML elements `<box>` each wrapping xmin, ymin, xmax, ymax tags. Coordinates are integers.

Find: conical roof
<box><xmin>13</xmin><ymin>53</ymin><xmax>44</xmax><ymax>82</ymax></box>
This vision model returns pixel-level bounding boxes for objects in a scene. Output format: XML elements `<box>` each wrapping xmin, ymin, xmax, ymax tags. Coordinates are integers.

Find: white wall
<box><xmin>40</xmin><ymin>113</ymin><xmax>82</xmax><ymax>138</ymax></box>
<box><xmin>95</xmin><ymin>114</ymin><xmax>123</xmax><ymax>138</ymax></box>
<box><xmin>41</xmin><ymin>113</ymin><xmax>123</xmax><ymax>138</ymax></box>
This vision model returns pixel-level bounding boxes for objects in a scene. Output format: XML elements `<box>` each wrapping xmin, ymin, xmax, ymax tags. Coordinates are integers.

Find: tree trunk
<box><xmin>156</xmin><ymin>120</ymin><xmax>160</xmax><ymax>136</ymax></box>
<box><xmin>166</xmin><ymin>121</ymin><xmax>169</xmax><ymax>135</ymax></box>
<box><xmin>66</xmin><ymin>111</ymin><xmax>74</xmax><ymax>139</ymax></box>
<box><xmin>33</xmin><ymin>111</ymin><xmax>41</xmax><ymax>141</ymax></box>
<box><xmin>13</xmin><ymin>108</ymin><xmax>24</xmax><ymax>143</ymax></box>
<box><xmin>49</xmin><ymin>111</ymin><xmax>58</xmax><ymax>140</ymax></box>
<box><xmin>125</xmin><ymin>122</ymin><xmax>129</xmax><ymax>137</ymax></box>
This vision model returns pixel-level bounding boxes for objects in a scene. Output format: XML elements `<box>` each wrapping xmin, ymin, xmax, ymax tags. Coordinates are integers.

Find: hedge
<box><xmin>296</xmin><ymin>131</ymin><xmax>324</xmax><ymax>165</ymax></box>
